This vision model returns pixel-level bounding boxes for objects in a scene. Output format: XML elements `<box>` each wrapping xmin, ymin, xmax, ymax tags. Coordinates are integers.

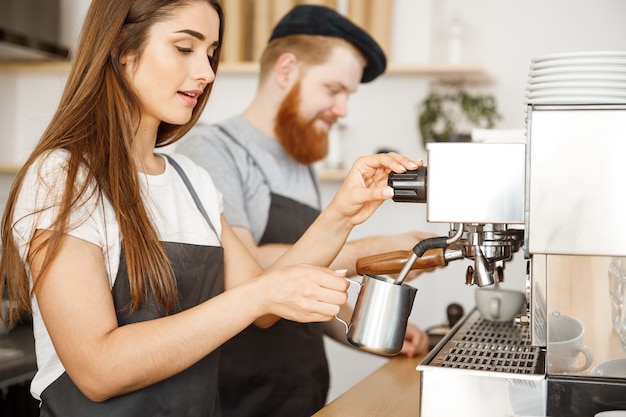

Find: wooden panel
<box><xmin>299</xmin><ymin>0</ymin><xmax>337</xmax><ymax>7</ymax></box>
<box><xmin>251</xmin><ymin>0</ymin><xmax>273</xmax><ymax>62</ymax></box>
<box><xmin>348</xmin><ymin>0</ymin><xmax>369</xmax><ymax>29</ymax></box>
<box><xmin>232</xmin><ymin>0</ymin><xmax>393</xmax><ymax>64</ymax></box>
<box><xmin>221</xmin><ymin>0</ymin><xmax>248</xmax><ymax>62</ymax></box>
<box><xmin>367</xmin><ymin>0</ymin><xmax>392</xmax><ymax>57</ymax></box>
<box><xmin>273</xmin><ymin>0</ymin><xmax>297</xmax><ymax>25</ymax></box>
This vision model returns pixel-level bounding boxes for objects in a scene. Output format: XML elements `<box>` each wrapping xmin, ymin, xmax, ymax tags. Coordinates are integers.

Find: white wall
<box><xmin>1</xmin><ymin>0</ymin><xmax>626</xmax><ymax>405</ymax></box>
<box><xmin>439</xmin><ymin>0</ymin><xmax>626</xmax><ymax>130</ymax></box>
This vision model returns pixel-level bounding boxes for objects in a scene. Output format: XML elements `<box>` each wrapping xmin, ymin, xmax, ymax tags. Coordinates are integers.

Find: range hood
<box><xmin>0</xmin><ymin>0</ymin><xmax>70</xmax><ymax>62</ymax></box>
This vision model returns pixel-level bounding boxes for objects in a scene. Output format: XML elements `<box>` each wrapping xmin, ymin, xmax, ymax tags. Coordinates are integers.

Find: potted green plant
<box><xmin>418</xmin><ymin>81</ymin><xmax>501</xmax><ymax>147</ymax></box>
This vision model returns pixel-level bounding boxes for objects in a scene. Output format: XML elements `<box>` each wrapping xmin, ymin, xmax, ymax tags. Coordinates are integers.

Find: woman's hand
<box><xmin>327</xmin><ymin>152</ymin><xmax>423</xmax><ymax>227</ymax></box>
<box><xmin>253</xmin><ymin>266</ymin><xmax>349</xmax><ymax>326</ymax></box>
<box><xmin>269</xmin><ymin>153</ymin><xmax>423</xmax><ymax>271</ymax></box>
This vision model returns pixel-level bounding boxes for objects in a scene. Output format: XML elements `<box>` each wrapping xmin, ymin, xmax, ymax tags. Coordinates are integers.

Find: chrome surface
<box><xmin>525</xmin><ymin>105</ymin><xmax>626</xmax><ymax>256</ymax></box>
<box><xmin>346</xmin><ymin>275</ymin><xmax>417</xmax><ymax>356</ymax></box>
<box><xmin>418</xmin><ymin>309</ymin><xmax>547</xmax><ymax>417</ymax></box>
<box><xmin>529</xmin><ymin>254</ymin><xmax>548</xmax><ymax>346</ymax></box>
<box><xmin>420</xmin><ymin>309</ymin><xmax>544</xmax><ymax>377</ymax></box>
<box><xmin>426</xmin><ymin>142</ymin><xmax>525</xmax><ymax>224</ymax></box>
<box><xmin>415</xmin><ymin>81</ymin><xmax>626</xmax><ymax>417</ymax></box>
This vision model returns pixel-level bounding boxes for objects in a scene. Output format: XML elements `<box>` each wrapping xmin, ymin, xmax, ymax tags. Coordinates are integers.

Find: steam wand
<box><xmin>394</xmin><ymin>224</ymin><xmax>464</xmax><ymax>285</ymax></box>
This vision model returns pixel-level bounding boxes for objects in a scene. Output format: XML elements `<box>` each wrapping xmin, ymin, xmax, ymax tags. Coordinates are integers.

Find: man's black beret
<box><xmin>268</xmin><ymin>5</ymin><xmax>387</xmax><ymax>83</ymax></box>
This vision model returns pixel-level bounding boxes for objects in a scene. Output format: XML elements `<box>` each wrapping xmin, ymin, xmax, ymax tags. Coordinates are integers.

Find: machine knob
<box><xmin>446</xmin><ymin>303</ymin><xmax>464</xmax><ymax>328</ymax></box>
<box><xmin>388</xmin><ymin>167</ymin><xmax>427</xmax><ymax>203</ymax></box>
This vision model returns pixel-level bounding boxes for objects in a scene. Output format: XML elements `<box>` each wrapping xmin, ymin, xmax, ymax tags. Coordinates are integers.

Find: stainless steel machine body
<box><xmin>414</xmin><ymin>104</ymin><xmax>626</xmax><ymax>416</ymax></box>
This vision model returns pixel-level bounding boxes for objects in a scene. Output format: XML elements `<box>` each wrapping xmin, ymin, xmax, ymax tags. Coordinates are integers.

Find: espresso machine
<box><xmin>358</xmin><ymin>103</ymin><xmax>626</xmax><ymax>416</ymax></box>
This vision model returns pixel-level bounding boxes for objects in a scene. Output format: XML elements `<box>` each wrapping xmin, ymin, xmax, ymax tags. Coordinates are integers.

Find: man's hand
<box><xmin>398</xmin><ymin>322</ymin><xmax>430</xmax><ymax>357</ymax></box>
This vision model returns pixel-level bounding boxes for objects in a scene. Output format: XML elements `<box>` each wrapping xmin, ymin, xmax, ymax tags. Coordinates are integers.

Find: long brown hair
<box><xmin>0</xmin><ymin>0</ymin><xmax>224</xmax><ymax>323</ymax></box>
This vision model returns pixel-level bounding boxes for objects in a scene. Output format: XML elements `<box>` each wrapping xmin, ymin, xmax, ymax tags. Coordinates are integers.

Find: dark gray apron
<box><xmin>39</xmin><ymin>155</ymin><xmax>225</xmax><ymax>417</ymax></box>
<box><xmin>216</xmin><ymin>125</ymin><xmax>329</xmax><ymax>417</ymax></box>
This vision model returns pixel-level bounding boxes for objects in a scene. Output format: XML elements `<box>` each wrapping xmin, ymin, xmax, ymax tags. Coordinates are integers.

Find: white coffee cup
<box><xmin>548</xmin><ymin>312</ymin><xmax>594</xmax><ymax>373</ymax></box>
<box><xmin>475</xmin><ymin>286</ymin><xmax>525</xmax><ymax>322</ymax></box>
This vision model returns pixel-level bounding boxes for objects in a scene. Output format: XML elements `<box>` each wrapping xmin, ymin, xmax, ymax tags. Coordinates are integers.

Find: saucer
<box><xmin>591</xmin><ymin>358</ymin><xmax>626</xmax><ymax>377</ymax></box>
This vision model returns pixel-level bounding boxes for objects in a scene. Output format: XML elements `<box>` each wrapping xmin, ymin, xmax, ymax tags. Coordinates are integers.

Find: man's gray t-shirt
<box><xmin>176</xmin><ymin>116</ymin><xmax>321</xmax><ymax>243</ymax></box>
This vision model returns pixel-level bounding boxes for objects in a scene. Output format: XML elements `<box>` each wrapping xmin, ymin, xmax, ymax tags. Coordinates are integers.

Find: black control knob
<box><xmin>387</xmin><ymin>167</ymin><xmax>427</xmax><ymax>203</ymax></box>
<box><xmin>446</xmin><ymin>303</ymin><xmax>464</xmax><ymax>328</ymax></box>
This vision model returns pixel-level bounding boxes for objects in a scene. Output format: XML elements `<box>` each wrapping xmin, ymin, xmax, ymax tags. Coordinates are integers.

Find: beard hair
<box><xmin>274</xmin><ymin>81</ymin><xmax>330</xmax><ymax>165</ymax></box>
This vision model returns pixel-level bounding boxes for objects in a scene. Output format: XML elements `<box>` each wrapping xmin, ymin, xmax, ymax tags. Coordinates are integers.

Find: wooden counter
<box><xmin>313</xmin><ymin>355</ymin><xmax>424</xmax><ymax>417</ymax></box>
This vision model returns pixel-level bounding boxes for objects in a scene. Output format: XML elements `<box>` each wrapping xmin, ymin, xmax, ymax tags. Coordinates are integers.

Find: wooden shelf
<box><xmin>0</xmin><ymin>165</ymin><xmax>348</xmax><ymax>181</ymax></box>
<box><xmin>0</xmin><ymin>164</ymin><xmax>346</xmax><ymax>181</ymax></box>
<box><xmin>387</xmin><ymin>62</ymin><xmax>493</xmax><ymax>82</ymax></box>
<box><xmin>0</xmin><ymin>60</ymin><xmax>491</xmax><ymax>175</ymax></box>
<box><xmin>0</xmin><ymin>61</ymin><xmax>261</xmax><ymax>74</ymax></box>
<box><xmin>0</xmin><ymin>165</ymin><xmax>20</xmax><ymax>174</ymax></box>
<box><xmin>317</xmin><ymin>168</ymin><xmax>348</xmax><ymax>182</ymax></box>
<box><xmin>0</xmin><ymin>61</ymin><xmax>72</xmax><ymax>72</ymax></box>
<box><xmin>0</xmin><ymin>61</ymin><xmax>492</xmax><ymax>82</ymax></box>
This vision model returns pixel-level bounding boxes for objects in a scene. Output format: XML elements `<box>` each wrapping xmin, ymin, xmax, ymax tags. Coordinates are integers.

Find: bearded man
<box><xmin>177</xmin><ymin>5</ymin><xmax>431</xmax><ymax>417</ymax></box>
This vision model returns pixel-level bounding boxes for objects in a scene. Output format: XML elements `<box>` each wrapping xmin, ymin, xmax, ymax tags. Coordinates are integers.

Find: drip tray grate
<box><xmin>425</xmin><ymin>309</ymin><xmax>545</xmax><ymax>376</ymax></box>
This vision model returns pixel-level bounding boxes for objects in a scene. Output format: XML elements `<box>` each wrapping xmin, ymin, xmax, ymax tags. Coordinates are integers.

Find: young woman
<box><xmin>0</xmin><ymin>1</ymin><xmax>421</xmax><ymax>415</ymax></box>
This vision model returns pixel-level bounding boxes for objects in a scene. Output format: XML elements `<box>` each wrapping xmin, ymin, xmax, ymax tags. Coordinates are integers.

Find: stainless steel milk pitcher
<box><xmin>336</xmin><ymin>274</ymin><xmax>417</xmax><ymax>356</ymax></box>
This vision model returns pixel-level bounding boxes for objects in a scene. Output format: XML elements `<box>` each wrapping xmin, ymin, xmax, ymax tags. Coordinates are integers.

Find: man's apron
<box><xmin>39</xmin><ymin>155</ymin><xmax>225</xmax><ymax>417</ymax></box>
<box><xmin>217</xmin><ymin>125</ymin><xmax>329</xmax><ymax>417</ymax></box>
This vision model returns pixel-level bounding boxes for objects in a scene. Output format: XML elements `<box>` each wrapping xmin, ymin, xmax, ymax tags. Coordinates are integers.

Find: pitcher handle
<box><xmin>335</xmin><ymin>315</ymin><xmax>350</xmax><ymax>332</ymax></box>
<box><xmin>346</xmin><ymin>277</ymin><xmax>362</xmax><ymax>290</ymax></box>
<box><xmin>335</xmin><ymin>278</ymin><xmax>361</xmax><ymax>334</ymax></box>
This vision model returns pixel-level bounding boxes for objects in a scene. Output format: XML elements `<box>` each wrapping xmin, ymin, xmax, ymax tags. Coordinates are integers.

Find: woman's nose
<box><xmin>194</xmin><ymin>59</ymin><xmax>216</xmax><ymax>85</ymax></box>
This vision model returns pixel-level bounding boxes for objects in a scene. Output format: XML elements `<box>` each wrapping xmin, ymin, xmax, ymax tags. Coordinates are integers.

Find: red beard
<box><xmin>274</xmin><ymin>81</ymin><xmax>330</xmax><ymax>164</ymax></box>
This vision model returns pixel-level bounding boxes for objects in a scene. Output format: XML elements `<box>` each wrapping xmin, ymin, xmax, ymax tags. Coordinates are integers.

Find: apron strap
<box><xmin>161</xmin><ymin>153</ymin><xmax>221</xmax><ymax>244</ymax></box>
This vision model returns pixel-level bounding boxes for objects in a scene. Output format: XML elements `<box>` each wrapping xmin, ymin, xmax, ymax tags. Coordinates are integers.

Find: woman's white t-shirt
<box><xmin>12</xmin><ymin>149</ymin><xmax>223</xmax><ymax>400</ymax></box>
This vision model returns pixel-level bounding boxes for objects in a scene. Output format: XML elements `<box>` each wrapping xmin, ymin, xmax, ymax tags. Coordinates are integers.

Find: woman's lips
<box><xmin>178</xmin><ymin>90</ymin><xmax>202</xmax><ymax>106</ymax></box>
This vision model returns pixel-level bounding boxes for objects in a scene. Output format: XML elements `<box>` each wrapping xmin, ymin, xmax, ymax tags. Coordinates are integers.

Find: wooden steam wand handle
<box><xmin>356</xmin><ymin>248</ymin><xmax>447</xmax><ymax>276</ymax></box>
